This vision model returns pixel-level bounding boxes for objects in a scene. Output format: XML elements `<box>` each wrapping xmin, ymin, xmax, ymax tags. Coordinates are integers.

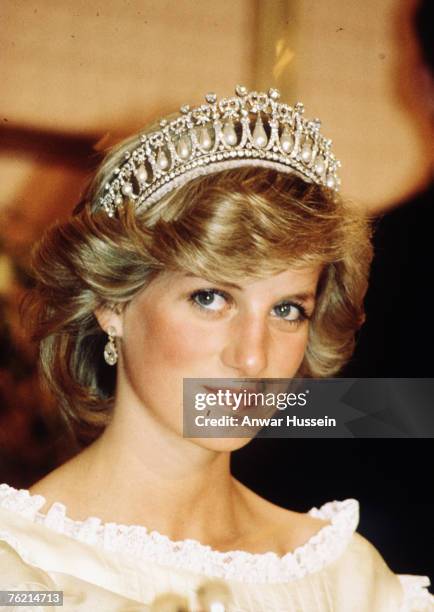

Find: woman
<box><xmin>0</xmin><ymin>86</ymin><xmax>432</xmax><ymax>611</ymax></box>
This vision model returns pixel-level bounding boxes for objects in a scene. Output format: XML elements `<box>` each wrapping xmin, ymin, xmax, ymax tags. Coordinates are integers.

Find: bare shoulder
<box><xmin>28</xmin><ymin>452</ymin><xmax>85</xmax><ymax>514</ymax></box>
<box><xmin>233</xmin><ymin>479</ymin><xmax>331</xmax><ymax>556</ymax></box>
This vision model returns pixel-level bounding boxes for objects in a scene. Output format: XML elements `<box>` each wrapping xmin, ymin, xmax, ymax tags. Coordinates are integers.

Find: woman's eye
<box><xmin>272</xmin><ymin>302</ymin><xmax>307</xmax><ymax>323</ymax></box>
<box><xmin>189</xmin><ymin>291</ymin><xmax>309</xmax><ymax>323</ymax></box>
<box><xmin>190</xmin><ymin>289</ymin><xmax>228</xmax><ymax>312</ymax></box>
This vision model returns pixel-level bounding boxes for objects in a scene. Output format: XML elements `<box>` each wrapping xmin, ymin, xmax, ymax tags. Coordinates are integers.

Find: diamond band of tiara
<box><xmin>98</xmin><ymin>85</ymin><xmax>341</xmax><ymax>217</ymax></box>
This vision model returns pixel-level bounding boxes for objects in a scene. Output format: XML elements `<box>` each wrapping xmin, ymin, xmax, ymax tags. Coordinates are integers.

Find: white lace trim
<box><xmin>398</xmin><ymin>575</ymin><xmax>434</xmax><ymax>611</ymax></box>
<box><xmin>0</xmin><ymin>483</ymin><xmax>358</xmax><ymax>583</ymax></box>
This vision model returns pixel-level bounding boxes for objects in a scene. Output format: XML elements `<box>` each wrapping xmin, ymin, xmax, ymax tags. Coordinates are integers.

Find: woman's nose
<box><xmin>220</xmin><ymin>313</ymin><xmax>269</xmax><ymax>377</ymax></box>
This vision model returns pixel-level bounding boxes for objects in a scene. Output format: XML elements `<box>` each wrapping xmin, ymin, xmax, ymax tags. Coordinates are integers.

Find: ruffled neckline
<box><xmin>0</xmin><ymin>483</ymin><xmax>359</xmax><ymax>583</ymax></box>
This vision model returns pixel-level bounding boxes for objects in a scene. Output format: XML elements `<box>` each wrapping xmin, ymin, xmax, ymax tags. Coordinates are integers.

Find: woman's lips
<box><xmin>203</xmin><ymin>384</ymin><xmax>262</xmax><ymax>393</ymax></box>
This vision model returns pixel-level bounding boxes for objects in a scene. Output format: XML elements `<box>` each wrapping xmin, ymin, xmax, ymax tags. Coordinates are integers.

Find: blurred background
<box><xmin>1</xmin><ymin>0</ymin><xmax>433</xmax><ymax>583</ymax></box>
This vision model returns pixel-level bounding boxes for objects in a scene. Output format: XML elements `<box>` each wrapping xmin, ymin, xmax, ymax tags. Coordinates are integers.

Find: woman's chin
<box><xmin>188</xmin><ymin>436</ymin><xmax>255</xmax><ymax>452</ymax></box>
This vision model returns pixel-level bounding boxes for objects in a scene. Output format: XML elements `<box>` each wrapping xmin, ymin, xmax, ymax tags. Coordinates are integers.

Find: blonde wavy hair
<box><xmin>24</xmin><ymin>138</ymin><xmax>373</xmax><ymax>441</ymax></box>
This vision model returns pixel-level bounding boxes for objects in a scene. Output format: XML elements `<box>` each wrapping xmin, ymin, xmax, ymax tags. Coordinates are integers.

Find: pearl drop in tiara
<box><xmin>98</xmin><ymin>85</ymin><xmax>341</xmax><ymax>217</ymax></box>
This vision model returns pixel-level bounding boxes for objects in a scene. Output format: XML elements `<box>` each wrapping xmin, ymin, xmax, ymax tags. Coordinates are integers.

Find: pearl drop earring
<box><xmin>103</xmin><ymin>326</ymin><xmax>118</xmax><ymax>366</ymax></box>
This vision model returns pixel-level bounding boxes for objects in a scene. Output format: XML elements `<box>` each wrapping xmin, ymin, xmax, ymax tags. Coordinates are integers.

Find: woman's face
<box><xmin>111</xmin><ymin>265</ymin><xmax>322</xmax><ymax>450</ymax></box>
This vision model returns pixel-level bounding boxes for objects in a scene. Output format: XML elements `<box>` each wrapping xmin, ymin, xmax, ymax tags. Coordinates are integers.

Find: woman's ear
<box><xmin>94</xmin><ymin>305</ymin><xmax>123</xmax><ymax>338</ymax></box>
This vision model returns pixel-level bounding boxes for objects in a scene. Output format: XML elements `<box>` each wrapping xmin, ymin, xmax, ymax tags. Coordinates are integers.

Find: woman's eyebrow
<box><xmin>278</xmin><ymin>291</ymin><xmax>316</xmax><ymax>303</ymax></box>
<box><xmin>183</xmin><ymin>273</ymin><xmax>241</xmax><ymax>290</ymax></box>
<box><xmin>183</xmin><ymin>274</ymin><xmax>316</xmax><ymax>301</ymax></box>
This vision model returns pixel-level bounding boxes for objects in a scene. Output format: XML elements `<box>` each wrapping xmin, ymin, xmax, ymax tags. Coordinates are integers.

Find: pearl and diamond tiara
<box><xmin>98</xmin><ymin>85</ymin><xmax>341</xmax><ymax>217</ymax></box>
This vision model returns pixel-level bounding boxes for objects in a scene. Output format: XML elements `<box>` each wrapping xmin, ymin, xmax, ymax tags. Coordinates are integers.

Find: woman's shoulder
<box><xmin>232</xmin><ymin>478</ymin><xmax>335</xmax><ymax>555</ymax></box>
<box><xmin>27</xmin><ymin>471</ymin><xmax>72</xmax><ymax>514</ymax></box>
<box><xmin>337</xmin><ymin>532</ymin><xmax>434</xmax><ymax>610</ymax></box>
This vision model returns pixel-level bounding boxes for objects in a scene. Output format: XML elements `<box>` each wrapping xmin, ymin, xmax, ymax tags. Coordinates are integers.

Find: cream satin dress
<box><xmin>0</xmin><ymin>484</ymin><xmax>432</xmax><ymax>611</ymax></box>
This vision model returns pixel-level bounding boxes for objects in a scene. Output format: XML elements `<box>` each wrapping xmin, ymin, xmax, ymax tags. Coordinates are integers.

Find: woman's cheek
<box><xmin>125</xmin><ymin>307</ymin><xmax>212</xmax><ymax>370</ymax></box>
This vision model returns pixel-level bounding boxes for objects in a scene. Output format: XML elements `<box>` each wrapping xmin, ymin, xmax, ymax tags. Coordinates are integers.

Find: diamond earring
<box><xmin>103</xmin><ymin>326</ymin><xmax>118</xmax><ymax>366</ymax></box>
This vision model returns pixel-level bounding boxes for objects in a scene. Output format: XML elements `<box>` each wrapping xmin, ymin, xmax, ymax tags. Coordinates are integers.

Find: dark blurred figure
<box><xmin>344</xmin><ymin>0</ymin><xmax>434</xmax><ymax>377</ymax></box>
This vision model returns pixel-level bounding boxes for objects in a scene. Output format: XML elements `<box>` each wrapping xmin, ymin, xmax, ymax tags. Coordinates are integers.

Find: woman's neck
<box><xmin>30</xmin><ymin>401</ymin><xmax>256</xmax><ymax>549</ymax></box>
